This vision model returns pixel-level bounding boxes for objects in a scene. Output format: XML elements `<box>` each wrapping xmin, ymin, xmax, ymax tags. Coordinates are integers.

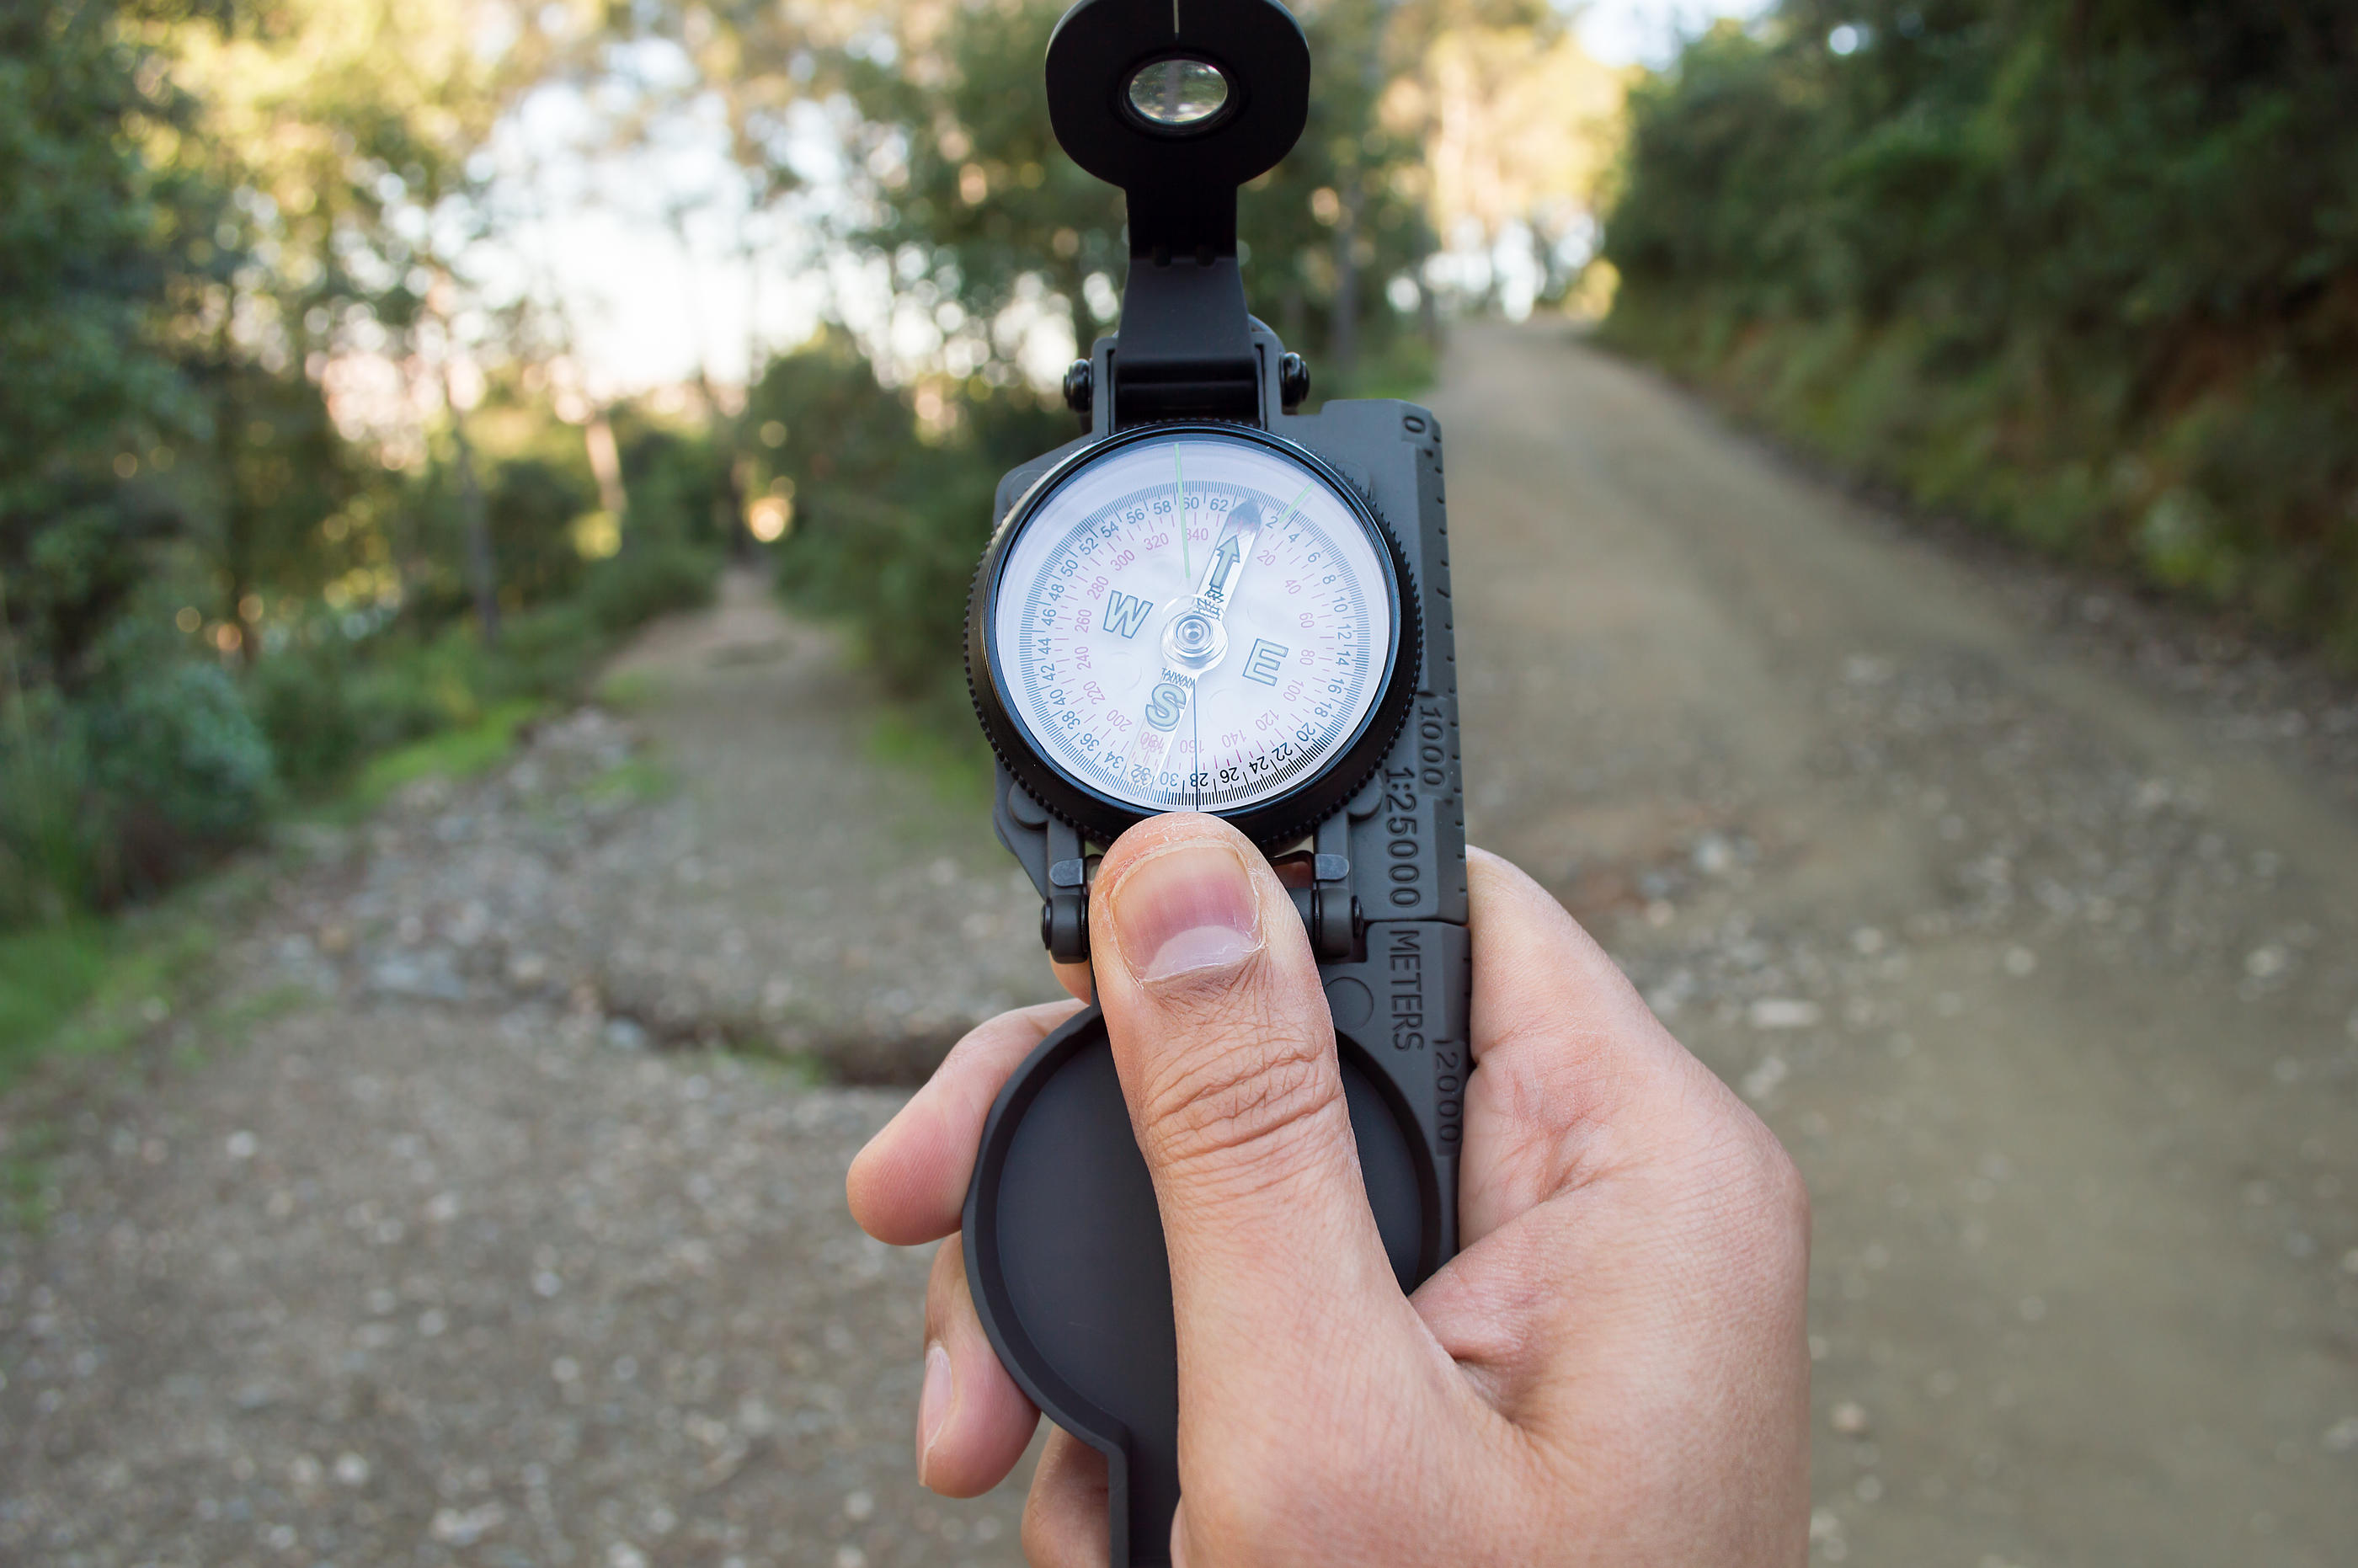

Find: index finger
<box><xmin>847</xmin><ymin>999</ymin><xmax>1086</xmax><ymax>1245</ymax></box>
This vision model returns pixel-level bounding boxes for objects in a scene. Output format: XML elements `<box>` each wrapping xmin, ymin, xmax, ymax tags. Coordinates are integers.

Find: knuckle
<box><xmin>1134</xmin><ymin>1012</ymin><xmax>1342</xmax><ymax>1183</ymax></box>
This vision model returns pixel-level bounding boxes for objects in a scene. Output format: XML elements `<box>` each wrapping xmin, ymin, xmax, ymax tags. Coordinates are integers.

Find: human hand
<box><xmin>846</xmin><ymin>813</ymin><xmax>1811</xmax><ymax>1565</ymax></box>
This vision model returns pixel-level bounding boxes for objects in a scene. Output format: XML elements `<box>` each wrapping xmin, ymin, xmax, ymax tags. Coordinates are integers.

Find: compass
<box><xmin>970</xmin><ymin>423</ymin><xmax>1419</xmax><ymax>845</ymax></box>
<box><xmin>955</xmin><ymin>6</ymin><xmax>1471</xmax><ymax>1565</ymax></box>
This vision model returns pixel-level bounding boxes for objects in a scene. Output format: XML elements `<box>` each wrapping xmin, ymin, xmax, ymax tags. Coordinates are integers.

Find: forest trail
<box><xmin>5</xmin><ymin>325</ymin><xmax>2356</xmax><ymax>1567</ymax></box>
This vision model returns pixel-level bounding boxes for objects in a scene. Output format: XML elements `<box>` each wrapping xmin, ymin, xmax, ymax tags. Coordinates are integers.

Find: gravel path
<box><xmin>1</xmin><ymin>577</ymin><xmax>1053</xmax><ymax>1566</ymax></box>
<box><xmin>5</xmin><ymin>327</ymin><xmax>2357</xmax><ymax>1567</ymax></box>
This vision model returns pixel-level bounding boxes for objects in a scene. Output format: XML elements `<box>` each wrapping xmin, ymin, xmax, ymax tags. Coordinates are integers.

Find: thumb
<box><xmin>1090</xmin><ymin>813</ymin><xmax>1406</xmax><ymax>1423</ymax></box>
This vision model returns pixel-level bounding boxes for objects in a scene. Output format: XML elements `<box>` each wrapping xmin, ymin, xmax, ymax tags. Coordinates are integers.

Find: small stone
<box><xmin>2324</xmin><ymin>1416</ymin><xmax>2358</xmax><ymax>1453</ymax></box>
<box><xmin>333</xmin><ymin>1453</ymin><xmax>370</xmax><ymax>1485</ymax></box>
<box><xmin>845</xmin><ymin>1490</ymin><xmax>875</xmax><ymax>1522</ymax></box>
<box><xmin>1830</xmin><ymin>1400</ymin><xmax>1870</xmax><ymax>1435</ymax></box>
<box><xmin>1748</xmin><ymin>999</ymin><xmax>1821</xmax><ymax>1030</ymax></box>
<box><xmin>1740</xmin><ymin>1056</ymin><xmax>1789</xmax><ymax>1101</ymax></box>
<box><xmin>225</xmin><ymin>1131</ymin><xmax>258</xmax><ymax>1160</ymax></box>
<box><xmin>1693</xmin><ymin>835</ymin><xmax>1736</xmax><ymax>877</ymax></box>
<box><xmin>2002</xmin><ymin>946</ymin><xmax>2037</xmax><ymax>977</ymax></box>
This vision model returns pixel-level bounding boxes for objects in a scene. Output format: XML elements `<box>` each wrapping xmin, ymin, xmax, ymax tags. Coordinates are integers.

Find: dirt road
<box><xmin>1441</xmin><ymin>321</ymin><xmax>2358</xmax><ymax>1565</ymax></box>
<box><xmin>4</xmin><ymin>324</ymin><xmax>2355</xmax><ymax>1566</ymax></box>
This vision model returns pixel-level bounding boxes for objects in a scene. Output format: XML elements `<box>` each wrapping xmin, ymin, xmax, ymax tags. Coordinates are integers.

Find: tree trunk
<box><xmin>668</xmin><ymin>204</ymin><xmax>751</xmax><ymax>559</ymax></box>
<box><xmin>584</xmin><ymin>413</ymin><xmax>628</xmax><ymax>521</ymax></box>
<box><xmin>441</xmin><ymin>360</ymin><xmax>499</xmax><ymax>647</ymax></box>
<box><xmin>1330</xmin><ymin>185</ymin><xmax>1363</xmax><ymax>389</ymax></box>
<box><xmin>203</xmin><ymin>315</ymin><xmax>259</xmax><ymax>665</ymax></box>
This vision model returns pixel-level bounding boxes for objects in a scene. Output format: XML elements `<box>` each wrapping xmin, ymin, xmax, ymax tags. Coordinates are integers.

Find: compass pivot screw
<box><xmin>1279</xmin><ymin>351</ymin><xmax>1310</xmax><ymax>411</ymax></box>
<box><xmin>1063</xmin><ymin>359</ymin><xmax>1094</xmax><ymax>416</ymax></box>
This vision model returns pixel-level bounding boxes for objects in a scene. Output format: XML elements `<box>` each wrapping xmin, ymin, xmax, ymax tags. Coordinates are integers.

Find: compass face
<box><xmin>980</xmin><ymin>427</ymin><xmax>1406</xmax><ymax>825</ymax></box>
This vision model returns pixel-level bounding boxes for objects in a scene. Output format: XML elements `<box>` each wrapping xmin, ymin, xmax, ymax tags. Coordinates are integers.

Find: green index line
<box><xmin>1280</xmin><ymin>480</ymin><xmax>1315</xmax><ymax>528</ymax></box>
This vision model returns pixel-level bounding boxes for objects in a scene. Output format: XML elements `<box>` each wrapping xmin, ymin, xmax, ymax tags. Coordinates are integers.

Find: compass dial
<box><xmin>974</xmin><ymin>425</ymin><xmax>1414</xmax><ymax>838</ymax></box>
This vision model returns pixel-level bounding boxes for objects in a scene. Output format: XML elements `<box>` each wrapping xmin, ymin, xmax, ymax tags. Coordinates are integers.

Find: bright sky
<box><xmin>1575</xmin><ymin>0</ymin><xmax>1774</xmax><ymax>67</ymax></box>
<box><xmin>513</xmin><ymin>1</ymin><xmax>1773</xmax><ymax>396</ymax></box>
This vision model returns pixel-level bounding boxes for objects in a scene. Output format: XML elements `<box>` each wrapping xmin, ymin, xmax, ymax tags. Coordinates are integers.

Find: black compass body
<box><xmin>961</xmin><ymin>5</ymin><xmax>1470</xmax><ymax>1564</ymax></box>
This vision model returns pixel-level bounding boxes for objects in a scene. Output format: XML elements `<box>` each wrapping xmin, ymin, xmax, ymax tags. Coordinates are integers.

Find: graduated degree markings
<box><xmin>998</xmin><ymin>434</ymin><xmax>1391</xmax><ymax>813</ymax></box>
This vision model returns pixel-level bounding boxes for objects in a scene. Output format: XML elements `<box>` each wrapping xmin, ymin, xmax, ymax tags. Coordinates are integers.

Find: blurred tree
<box><xmin>752</xmin><ymin>331</ymin><xmax>1067</xmax><ymax>696</ymax></box>
<box><xmin>0</xmin><ymin>0</ymin><xmax>223</xmax><ymax>696</ymax></box>
<box><xmin>1379</xmin><ymin>1</ymin><xmax>1628</xmax><ymax>315</ymax></box>
<box><xmin>853</xmin><ymin>0</ymin><xmax>1440</xmax><ymax>392</ymax></box>
<box><xmin>169</xmin><ymin>0</ymin><xmax>578</xmax><ymax>642</ymax></box>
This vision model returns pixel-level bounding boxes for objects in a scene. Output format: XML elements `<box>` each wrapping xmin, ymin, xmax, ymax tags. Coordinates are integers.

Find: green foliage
<box><xmin>855</xmin><ymin>0</ymin><xmax>1438</xmax><ymax>384</ymax></box>
<box><xmin>83</xmin><ymin>657</ymin><xmax>275</xmax><ymax>853</ymax></box>
<box><xmin>579</xmin><ymin>541</ymin><xmax>721</xmax><ymax>634</ymax></box>
<box><xmin>486</xmin><ymin>456</ymin><xmax>594</xmax><ymax>606</ymax></box>
<box><xmin>0</xmin><ymin>1</ymin><xmax>220</xmax><ymax>697</ymax></box>
<box><xmin>248</xmin><ymin>541</ymin><xmax>717</xmax><ymax>796</ymax></box>
<box><xmin>1603</xmin><ymin>2</ymin><xmax>2358</xmax><ymax>653</ymax></box>
<box><xmin>0</xmin><ymin>918</ymin><xmax>113</xmax><ymax>1087</ymax></box>
<box><xmin>349</xmin><ymin>697</ymin><xmax>540</xmax><ymax>812</ymax></box>
<box><xmin>756</xmin><ymin>337</ymin><xmax>1068</xmax><ymax>699</ymax></box>
<box><xmin>3</xmin><ymin>655</ymin><xmax>275</xmax><ymax>917</ymax></box>
<box><xmin>621</xmin><ymin>424</ymin><xmax>734</xmax><ymax>552</ymax></box>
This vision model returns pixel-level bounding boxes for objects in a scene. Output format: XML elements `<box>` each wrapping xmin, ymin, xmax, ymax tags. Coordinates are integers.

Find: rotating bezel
<box><xmin>967</xmin><ymin>422</ymin><xmax>1422</xmax><ymax>849</ymax></box>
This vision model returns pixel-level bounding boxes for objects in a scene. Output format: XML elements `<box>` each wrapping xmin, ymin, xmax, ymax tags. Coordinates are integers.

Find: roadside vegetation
<box><xmin>0</xmin><ymin>3</ymin><xmax>728</xmax><ymax>1065</ymax></box>
<box><xmin>0</xmin><ymin>0</ymin><xmax>1623</xmax><ymax>1076</ymax></box>
<box><xmin>1601</xmin><ymin>1</ymin><xmax>2358</xmax><ymax>660</ymax></box>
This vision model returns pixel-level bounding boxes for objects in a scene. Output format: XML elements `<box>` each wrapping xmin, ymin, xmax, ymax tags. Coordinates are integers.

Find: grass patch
<box><xmin>1325</xmin><ymin>333</ymin><xmax>1439</xmax><ymax>406</ymax></box>
<box><xmin>763</xmin><ymin>1050</ymin><xmax>834</xmax><ymax>1090</ymax></box>
<box><xmin>584</xmin><ymin>756</ymin><xmax>675</xmax><ymax>808</ymax></box>
<box><xmin>0</xmin><ymin>919</ymin><xmax>115</xmax><ymax>1085</ymax></box>
<box><xmin>36</xmin><ymin>915</ymin><xmax>220</xmax><ymax>1074</ymax></box>
<box><xmin>592</xmin><ymin>667</ymin><xmax>667</xmax><ymax>712</ymax></box>
<box><xmin>3</xmin><ymin>1119</ymin><xmax>65</xmax><ymax>1229</ymax></box>
<box><xmin>869</xmin><ymin>701</ymin><xmax>995</xmax><ymax>806</ymax></box>
<box><xmin>345</xmin><ymin>698</ymin><xmax>543</xmax><ymax>815</ymax></box>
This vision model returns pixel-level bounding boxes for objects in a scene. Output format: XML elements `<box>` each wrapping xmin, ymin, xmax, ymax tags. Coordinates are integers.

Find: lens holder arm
<box><xmin>1046</xmin><ymin>0</ymin><xmax>1310</xmax><ymax>424</ymax></box>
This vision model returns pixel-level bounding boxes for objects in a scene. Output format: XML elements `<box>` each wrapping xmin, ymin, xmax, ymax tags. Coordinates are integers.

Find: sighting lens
<box><xmin>1127</xmin><ymin>57</ymin><xmax>1229</xmax><ymax>128</ymax></box>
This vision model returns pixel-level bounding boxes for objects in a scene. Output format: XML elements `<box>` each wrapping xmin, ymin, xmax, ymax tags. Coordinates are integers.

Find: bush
<box><xmin>488</xmin><ymin>456</ymin><xmax>595</xmax><ymax>606</ymax></box>
<box><xmin>757</xmin><ymin>342</ymin><xmax>1069</xmax><ymax>698</ymax></box>
<box><xmin>579</xmin><ymin>542</ymin><xmax>720</xmax><ymax>635</ymax></box>
<box><xmin>81</xmin><ymin>660</ymin><xmax>275</xmax><ymax>886</ymax></box>
<box><xmin>249</xmin><ymin>640</ymin><xmax>365</xmax><ymax>789</ymax></box>
<box><xmin>243</xmin><ymin>545</ymin><xmax>717</xmax><ymax>798</ymax></box>
<box><xmin>3</xmin><ymin>659</ymin><xmax>274</xmax><ymax>914</ymax></box>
